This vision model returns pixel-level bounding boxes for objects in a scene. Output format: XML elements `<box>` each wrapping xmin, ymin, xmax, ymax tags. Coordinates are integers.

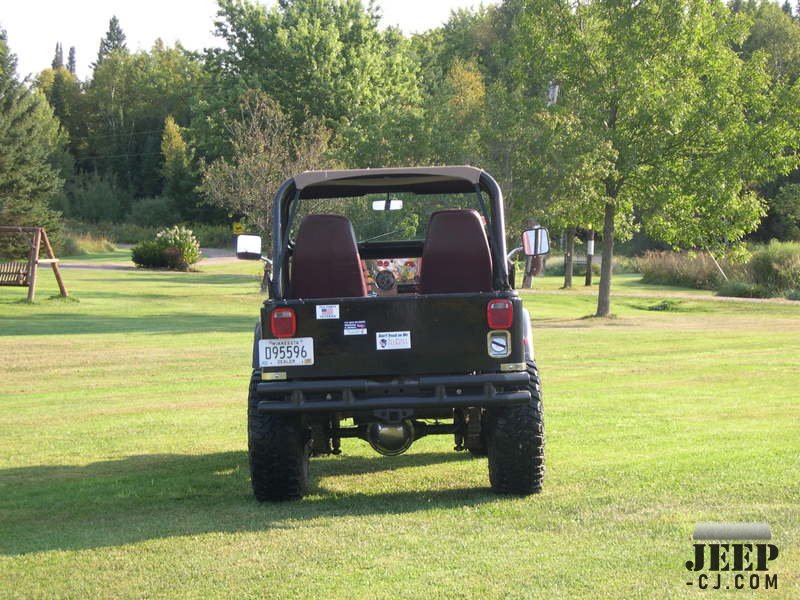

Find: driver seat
<box><xmin>290</xmin><ymin>214</ymin><xmax>368</xmax><ymax>299</ymax></box>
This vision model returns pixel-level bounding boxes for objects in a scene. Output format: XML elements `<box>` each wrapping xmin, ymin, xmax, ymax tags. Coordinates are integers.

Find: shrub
<box><xmin>131</xmin><ymin>226</ymin><xmax>201</xmax><ymax>271</ymax></box>
<box><xmin>747</xmin><ymin>241</ymin><xmax>800</xmax><ymax>294</ymax></box>
<box><xmin>543</xmin><ymin>256</ymin><xmax>600</xmax><ymax>277</ymax></box>
<box><xmin>543</xmin><ymin>255</ymin><xmax>635</xmax><ymax>277</ymax></box>
<box><xmin>131</xmin><ymin>239</ymin><xmax>168</xmax><ymax>268</ymax></box>
<box><xmin>647</xmin><ymin>299</ymin><xmax>683</xmax><ymax>311</ymax></box>
<box><xmin>188</xmin><ymin>223</ymin><xmax>234</xmax><ymax>248</ymax></box>
<box><xmin>156</xmin><ymin>226</ymin><xmax>202</xmax><ymax>266</ymax></box>
<box><xmin>62</xmin><ymin>232</ymin><xmax>116</xmax><ymax>256</ymax></box>
<box><xmin>785</xmin><ymin>289</ymin><xmax>800</xmax><ymax>301</ymax></box>
<box><xmin>637</xmin><ymin>251</ymin><xmax>744</xmax><ymax>290</ymax></box>
<box><xmin>716</xmin><ymin>280</ymin><xmax>773</xmax><ymax>298</ymax></box>
<box><xmin>66</xmin><ymin>221</ymin><xmax>233</xmax><ymax>248</ymax></box>
<box><xmin>59</xmin><ymin>173</ymin><xmax>132</xmax><ymax>223</ymax></box>
<box><xmin>128</xmin><ymin>197</ymin><xmax>180</xmax><ymax>228</ymax></box>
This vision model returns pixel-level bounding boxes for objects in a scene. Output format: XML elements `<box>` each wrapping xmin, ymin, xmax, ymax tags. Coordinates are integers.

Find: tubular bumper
<box><xmin>256</xmin><ymin>372</ymin><xmax>531</xmax><ymax>414</ymax></box>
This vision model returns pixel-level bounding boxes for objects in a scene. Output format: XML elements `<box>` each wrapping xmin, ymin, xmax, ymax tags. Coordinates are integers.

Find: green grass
<box><xmin>1</xmin><ymin>264</ymin><xmax>798</xmax><ymax>599</ymax></box>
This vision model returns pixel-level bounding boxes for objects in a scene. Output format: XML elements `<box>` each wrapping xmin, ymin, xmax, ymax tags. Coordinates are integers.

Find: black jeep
<box><xmin>239</xmin><ymin>166</ymin><xmax>550</xmax><ymax>500</ymax></box>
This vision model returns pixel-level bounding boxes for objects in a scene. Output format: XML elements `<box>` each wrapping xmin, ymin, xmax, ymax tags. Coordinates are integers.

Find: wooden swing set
<box><xmin>0</xmin><ymin>226</ymin><xmax>68</xmax><ymax>301</ymax></box>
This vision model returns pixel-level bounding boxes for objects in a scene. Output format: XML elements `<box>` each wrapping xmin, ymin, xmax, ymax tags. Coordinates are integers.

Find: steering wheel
<box><xmin>375</xmin><ymin>269</ymin><xmax>397</xmax><ymax>291</ymax></box>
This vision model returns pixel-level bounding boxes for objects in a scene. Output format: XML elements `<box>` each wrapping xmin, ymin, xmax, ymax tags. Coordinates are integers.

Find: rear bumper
<box><xmin>256</xmin><ymin>372</ymin><xmax>531</xmax><ymax>414</ymax></box>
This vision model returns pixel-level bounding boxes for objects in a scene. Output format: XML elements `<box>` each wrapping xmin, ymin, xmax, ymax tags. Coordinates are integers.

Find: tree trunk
<box><xmin>595</xmin><ymin>203</ymin><xmax>615</xmax><ymax>317</ymax></box>
<box><xmin>522</xmin><ymin>256</ymin><xmax>533</xmax><ymax>288</ymax></box>
<box><xmin>563</xmin><ymin>227</ymin><xmax>575</xmax><ymax>289</ymax></box>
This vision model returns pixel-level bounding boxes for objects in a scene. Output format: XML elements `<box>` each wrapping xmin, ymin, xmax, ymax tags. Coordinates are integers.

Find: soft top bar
<box><xmin>292</xmin><ymin>166</ymin><xmax>482</xmax><ymax>199</ymax></box>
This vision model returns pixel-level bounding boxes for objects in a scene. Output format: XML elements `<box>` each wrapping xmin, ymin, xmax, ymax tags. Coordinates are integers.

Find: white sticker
<box><xmin>315</xmin><ymin>304</ymin><xmax>340</xmax><ymax>320</ymax></box>
<box><xmin>344</xmin><ymin>320</ymin><xmax>367</xmax><ymax>336</ymax></box>
<box><xmin>376</xmin><ymin>331</ymin><xmax>411</xmax><ymax>350</ymax></box>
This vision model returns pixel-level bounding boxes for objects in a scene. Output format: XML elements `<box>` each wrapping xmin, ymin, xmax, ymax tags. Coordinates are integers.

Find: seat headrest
<box><xmin>419</xmin><ymin>209</ymin><xmax>493</xmax><ymax>294</ymax></box>
<box><xmin>290</xmin><ymin>214</ymin><xmax>368</xmax><ymax>299</ymax></box>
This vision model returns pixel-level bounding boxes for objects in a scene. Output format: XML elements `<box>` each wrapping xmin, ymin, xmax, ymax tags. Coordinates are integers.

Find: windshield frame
<box><xmin>269</xmin><ymin>168</ymin><xmax>509</xmax><ymax>299</ymax></box>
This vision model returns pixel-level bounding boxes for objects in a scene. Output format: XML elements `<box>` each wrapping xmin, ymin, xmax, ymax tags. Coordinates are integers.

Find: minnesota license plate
<box><xmin>259</xmin><ymin>338</ymin><xmax>314</xmax><ymax>367</ymax></box>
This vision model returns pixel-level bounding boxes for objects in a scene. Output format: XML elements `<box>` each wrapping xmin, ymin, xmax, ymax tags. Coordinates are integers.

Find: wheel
<box><xmin>248</xmin><ymin>371</ymin><xmax>311</xmax><ymax>501</ymax></box>
<box><xmin>486</xmin><ymin>360</ymin><xmax>544</xmax><ymax>495</ymax></box>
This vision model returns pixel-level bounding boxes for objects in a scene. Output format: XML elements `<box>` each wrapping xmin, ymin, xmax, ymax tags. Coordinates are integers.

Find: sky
<box><xmin>2</xmin><ymin>0</ymin><xmax>497</xmax><ymax>81</ymax></box>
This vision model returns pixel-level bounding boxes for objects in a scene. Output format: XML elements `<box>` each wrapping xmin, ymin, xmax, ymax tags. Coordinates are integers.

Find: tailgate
<box><xmin>258</xmin><ymin>293</ymin><xmax>527</xmax><ymax>379</ymax></box>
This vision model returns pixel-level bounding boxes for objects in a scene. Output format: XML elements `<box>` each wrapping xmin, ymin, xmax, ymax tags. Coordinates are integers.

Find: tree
<box><xmin>0</xmin><ymin>32</ymin><xmax>65</xmax><ymax>254</ymax></box>
<box><xmin>51</xmin><ymin>43</ymin><xmax>63</xmax><ymax>69</ymax></box>
<box><xmin>161</xmin><ymin>115</ymin><xmax>201</xmax><ymax>220</ymax></box>
<box><xmin>96</xmin><ymin>16</ymin><xmax>127</xmax><ymax>65</ymax></box>
<box><xmin>756</xmin><ymin>183</ymin><xmax>800</xmax><ymax>240</ymax></box>
<box><xmin>202</xmin><ymin>91</ymin><xmax>331</xmax><ymax>239</ymax></box>
<box><xmin>200</xmin><ymin>0</ymin><xmax>422</xmax><ymax>165</ymax></box>
<box><xmin>67</xmin><ymin>46</ymin><xmax>76</xmax><ymax>74</ymax></box>
<box><xmin>783</xmin><ymin>1</ymin><xmax>793</xmax><ymax>16</ymax></box>
<box><xmin>743</xmin><ymin>1</ymin><xmax>800</xmax><ymax>82</ymax></box>
<box><xmin>37</xmin><ymin>66</ymin><xmax>83</xmax><ymax>163</ymax></box>
<box><xmin>84</xmin><ymin>40</ymin><xmax>205</xmax><ymax>198</ymax></box>
<box><xmin>509</xmin><ymin>0</ymin><xmax>799</xmax><ymax>316</ymax></box>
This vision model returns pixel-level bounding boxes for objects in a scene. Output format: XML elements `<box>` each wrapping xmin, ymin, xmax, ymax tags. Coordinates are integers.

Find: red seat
<box><xmin>418</xmin><ymin>209</ymin><xmax>493</xmax><ymax>294</ymax></box>
<box><xmin>290</xmin><ymin>215</ymin><xmax>368</xmax><ymax>299</ymax></box>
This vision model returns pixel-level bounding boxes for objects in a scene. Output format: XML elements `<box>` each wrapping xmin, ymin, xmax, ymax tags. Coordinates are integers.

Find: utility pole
<box><xmin>585</xmin><ymin>228</ymin><xmax>594</xmax><ymax>286</ymax></box>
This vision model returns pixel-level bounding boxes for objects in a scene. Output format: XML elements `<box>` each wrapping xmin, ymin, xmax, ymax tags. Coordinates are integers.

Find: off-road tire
<box><xmin>248</xmin><ymin>371</ymin><xmax>311</xmax><ymax>501</ymax></box>
<box><xmin>486</xmin><ymin>360</ymin><xmax>544</xmax><ymax>495</ymax></box>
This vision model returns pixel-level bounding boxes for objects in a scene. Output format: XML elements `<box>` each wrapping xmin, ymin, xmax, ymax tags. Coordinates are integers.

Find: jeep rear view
<box><xmin>240</xmin><ymin>166</ymin><xmax>550</xmax><ymax>500</ymax></box>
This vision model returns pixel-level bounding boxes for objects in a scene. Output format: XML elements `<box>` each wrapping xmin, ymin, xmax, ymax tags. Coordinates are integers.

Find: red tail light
<box><xmin>487</xmin><ymin>299</ymin><xmax>513</xmax><ymax>329</ymax></box>
<box><xmin>270</xmin><ymin>307</ymin><xmax>296</xmax><ymax>338</ymax></box>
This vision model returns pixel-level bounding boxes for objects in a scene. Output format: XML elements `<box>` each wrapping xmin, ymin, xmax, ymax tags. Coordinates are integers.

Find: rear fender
<box><xmin>522</xmin><ymin>308</ymin><xmax>535</xmax><ymax>359</ymax></box>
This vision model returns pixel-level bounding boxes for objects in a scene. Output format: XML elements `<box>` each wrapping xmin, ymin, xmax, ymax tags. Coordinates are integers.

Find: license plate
<box><xmin>259</xmin><ymin>338</ymin><xmax>314</xmax><ymax>367</ymax></box>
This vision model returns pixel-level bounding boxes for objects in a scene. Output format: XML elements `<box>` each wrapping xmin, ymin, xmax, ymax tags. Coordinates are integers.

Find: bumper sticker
<box><xmin>376</xmin><ymin>331</ymin><xmax>411</xmax><ymax>350</ymax></box>
<box><xmin>316</xmin><ymin>304</ymin><xmax>340</xmax><ymax>320</ymax></box>
<box><xmin>344</xmin><ymin>320</ymin><xmax>367</xmax><ymax>336</ymax></box>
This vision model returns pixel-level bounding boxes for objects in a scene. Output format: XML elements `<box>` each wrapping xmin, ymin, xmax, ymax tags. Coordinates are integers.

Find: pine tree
<box><xmin>96</xmin><ymin>16</ymin><xmax>127</xmax><ymax>65</ymax></box>
<box><xmin>0</xmin><ymin>31</ymin><xmax>65</xmax><ymax>255</ymax></box>
<box><xmin>67</xmin><ymin>46</ymin><xmax>76</xmax><ymax>74</ymax></box>
<box><xmin>51</xmin><ymin>42</ymin><xmax>63</xmax><ymax>69</ymax></box>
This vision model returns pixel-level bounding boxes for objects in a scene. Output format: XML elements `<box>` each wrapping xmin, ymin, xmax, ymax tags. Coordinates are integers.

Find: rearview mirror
<box><xmin>522</xmin><ymin>227</ymin><xmax>550</xmax><ymax>256</ymax></box>
<box><xmin>236</xmin><ymin>234</ymin><xmax>262</xmax><ymax>260</ymax></box>
<box><xmin>372</xmin><ymin>199</ymin><xmax>403</xmax><ymax>211</ymax></box>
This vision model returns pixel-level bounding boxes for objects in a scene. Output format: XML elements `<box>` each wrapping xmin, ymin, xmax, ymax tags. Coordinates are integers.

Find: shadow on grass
<box><xmin>0</xmin><ymin>313</ymin><xmax>256</xmax><ymax>336</ymax></box>
<box><xmin>0</xmin><ymin>451</ymin><xmax>495</xmax><ymax>555</ymax></box>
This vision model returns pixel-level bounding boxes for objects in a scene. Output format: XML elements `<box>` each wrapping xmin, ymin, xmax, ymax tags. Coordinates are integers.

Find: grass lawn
<box><xmin>1</xmin><ymin>255</ymin><xmax>798</xmax><ymax>599</ymax></box>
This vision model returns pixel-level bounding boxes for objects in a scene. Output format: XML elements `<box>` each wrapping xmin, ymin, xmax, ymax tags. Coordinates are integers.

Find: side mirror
<box><xmin>236</xmin><ymin>234</ymin><xmax>262</xmax><ymax>260</ymax></box>
<box><xmin>372</xmin><ymin>199</ymin><xmax>403</xmax><ymax>211</ymax></box>
<box><xmin>522</xmin><ymin>227</ymin><xmax>550</xmax><ymax>256</ymax></box>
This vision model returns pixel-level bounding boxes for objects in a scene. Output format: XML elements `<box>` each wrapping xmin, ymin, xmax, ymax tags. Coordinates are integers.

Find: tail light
<box><xmin>487</xmin><ymin>299</ymin><xmax>513</xmax><ymax>329</ymax></box>
<box><xmin>270</xmin><ymin>307</ymin><xmax>296</xmax><ymax>338</ymax></box>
